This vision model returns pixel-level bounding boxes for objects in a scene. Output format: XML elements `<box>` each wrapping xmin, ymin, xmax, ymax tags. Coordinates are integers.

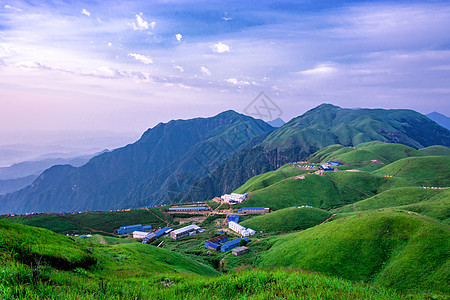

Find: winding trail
<box><xmin>319</xmin><ymin>213</ymin><xmax>337</xmax><ymax>225</ymax></box>
<box><xmin>322</xmin><ymin>173</ymin><xmax>371</xmax><ymax>197</ymax></box>
<box><xmin>149</xmin><ymin>207</ymin><xmax>169</xmax><ymax>226</ymax></box>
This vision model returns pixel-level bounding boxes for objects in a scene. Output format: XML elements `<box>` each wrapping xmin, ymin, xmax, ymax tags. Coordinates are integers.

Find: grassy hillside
<box><xmin>0</xmin><ymin>220</ymin><xmax>96</xmax><ymax>270</ymax></box>
<box><xmin>309</xmin><ymin>142</ymin><xmax>425</xmax><ymax>165</ymax></box>
<box><xmin>335</xmin><ymin>187</ymin><xmax>443</xmax><ymax>213</ymax></box>
<box><xmin>240</xmin><ymin>206</ymin><xmax>331</xmax><ymax>233</ymax></box>
<box><xmin>419</xmin><ymin>145</ymin><xmax>450</xmax><ymax>156</ymax></box>
<box><xmin>236</xmin><ymin>173</ymin><xmax>368</xmax><ymax>211</ymax></box>
<box><xmin>257</xmin><ymin>211</ymin><xmax>450</xmax><ymax>294</ymax></box>
<box><xmin>373</xmin><ymin>156</ymin><xmax>450</xmax><ymax>187</ymax></box>
<box><xmin>0</xmin><ymin>208</ymin><xmax>166</xmax><ymax>234</ymax></box>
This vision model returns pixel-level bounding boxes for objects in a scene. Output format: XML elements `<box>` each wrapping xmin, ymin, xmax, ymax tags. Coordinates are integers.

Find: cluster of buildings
<box><xmin>220</xmin><ymin>193</ymin><xmax>247</xmax><ymax>204</ymax></box>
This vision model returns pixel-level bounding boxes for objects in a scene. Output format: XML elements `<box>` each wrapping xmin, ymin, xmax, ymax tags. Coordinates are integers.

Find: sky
<box><xmin>1</xmin><ymin>0</ymin><xmax>450</xmax><ymax>140</ymax></box>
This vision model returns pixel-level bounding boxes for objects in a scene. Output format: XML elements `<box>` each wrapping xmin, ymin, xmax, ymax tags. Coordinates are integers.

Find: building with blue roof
<box><xmin>227</xmin><ymin>214</ymin><xmax>240</xmax><ymax>223</ymax></box>
<box><xmin>327</xmin><ymin>161</ymin><xmax>342</xmax><ymax>166</ymax></box>
<box><xmin>116</xmin><ymin>224</ymin><xmax>152</xmax><ymax>234</ymax></box>
<box><xmin>221</xmin><ymin>238</ymin><xmax>249</xmax><ymax>252</ymax></box>
<box><xmin>204</xmin><ymin>234</ymin><xmax>228</xmax><ymax>250</ymax></box>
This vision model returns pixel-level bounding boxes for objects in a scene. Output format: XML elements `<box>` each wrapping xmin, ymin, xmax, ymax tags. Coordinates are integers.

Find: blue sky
<box><xmin>1</xmin><ymin>0</ymin><xmax>449</xmax><ymax>136</ymax></box>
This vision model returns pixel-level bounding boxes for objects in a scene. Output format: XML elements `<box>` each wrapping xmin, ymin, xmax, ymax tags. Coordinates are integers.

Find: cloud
<box><xmin>226</xmin><ymin>78</ymin><xmax>250</xmax><ymax>85</ymax></box>
<box><xmin>297</xmin><ymin>63</ymin><xmax>338</xmax><ymax>76</ymax></box>
<box><xmin>174</xmin><ymin>65</ymin><xmax>184</xmax><ymax>72</ymax></box>
<box><xmin>4</xmin><ymin>5</ymin><xmax>22</xmax><ymax>12</ymax></box>
<box><xmin>131</xmin><ymin>13</ymin><xmax>155</xmax><ymax>31</ymax></box>
<box><xmin>175</xmin><ymin>34</ymin><xmax>182</xmax><ymax>42</ymax></box>
<box><xmin>200</xmin><ymin>66</ymin><xmax>211</xmax><ymax>76</ymax></box>
<box><xmin>210</xmin><ymin>42</ymin><xmax>230</xmax><ymax>53</ymax></box>
<box><xmin>128</xmin><ymin>53</ymin><xmax>153</xmax><ymax>64</ymax></box>
<box><xmin>81</xmin><ymin>9</ymin><xmax>90</xmax><ymax>17</ymax></box>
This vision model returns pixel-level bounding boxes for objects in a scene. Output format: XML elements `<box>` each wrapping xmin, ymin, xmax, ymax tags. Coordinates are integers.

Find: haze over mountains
<box><xmin>0</xmin><ymin>104</ymin><xmax>449</xmax><ymax>214</ymax></box>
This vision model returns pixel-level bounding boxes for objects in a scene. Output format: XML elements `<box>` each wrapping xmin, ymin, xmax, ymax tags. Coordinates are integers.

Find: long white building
<box><xmin>221</xmin><ymin>193</ymin><xmax>247</xmax><ymax>203</ymax></box>
<box><xmin>228</xmin><ymin>221</ymin><xmax>255</xmax><ymax>237</ymax></box>
<box><xmin>170</xmin><ymin>224</ymin><xmax>201</xmax><ymax>240</ymax></box>
<box><xmin>133</xmin><ymin>231</ymin><xmax>150</xmax><ymax>239</ymax></box>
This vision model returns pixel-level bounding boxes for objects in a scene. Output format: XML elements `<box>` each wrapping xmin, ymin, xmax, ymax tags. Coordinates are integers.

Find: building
<box><xmin>170</xmin><ymin>224</ymin><xmax>202</xmax><ymax>240</ymax></box>
<box><xmin>143</xmin><ymin>227</ymin><xmax>173</xmax><ymax>243</ymax></box>
<box><xmin>227</xmin><ymin>214</ymin><xmax>240</xmax><ymax>224</ymax></box>
<box><xmin>133</xmin><ymin>231</ymin><xmax>151</xmax><ymax>239</ymax></box>
<box><xmin>320</xmin><ymin>164</ymin><xmax>334</xmax><ymax>171</ymax></box>
<box><xmin>204</xmin><ymin>234</ymin><xmax>228</xmax><ymax>249</ymax></box>
<box><xmin>237</xmin><ymin>207</ymin><xmax>270</xmax><ymax>214</ymax></box>
<box><xmin>221</xmin><ymin>193</ymin><xmax>247</xmax><ymax>203</ymax></box>
<box><xmin>221</xmin><ymin>238</ymin><xmax>249</xmax><ymax>252</ymax></box>
<box><xmin>228</xmin><ymin>221</ymin><xmax>256</xmax><ymax>237</ymax></box>
<box><xmin>116</xmin><ymin>224</ymin><xmax>152</xmax><ymax>234</ymax></box>
<box><xmin>327</xmin><ymin>161</ymin><xmax>342</xmax><ymax>166</ymax></box>
<box><xmin>232</xmin><ymin>246</ymin><xmax>249</xmax><ymax>256</ymax></box>
<box><xmin>167</xmin><ymin>206</ymin><xmax>209</xmax><ymax>213</ymax></box>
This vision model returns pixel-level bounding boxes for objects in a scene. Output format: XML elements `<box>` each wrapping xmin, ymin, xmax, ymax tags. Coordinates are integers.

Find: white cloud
<box><xmin>200</xmin><ymin>66</ymin><xmax>211</xmax><ymax>76</ymax></box>
<box><xmin>4</xmin><ymin>5</ymin><xmax>22</xmax><ymax>12</ymax></box>
<box><xmin>174</xmin><ymin>65</ymin><xmax>184</xmax><ymax>72</ymax></box>
<box><xmin>226</xmin><ymin>78</ymin><xmax>250</xmax><ymax>85</ymax></box>
<box><xmin>223</xmin><ymin>17</ymin><xmax>232</xmax><ymax>21</ymax></box>
<box><xmin>297</xmin><ymin>63</ymin><xmax>338</xmax><ymax>76</ymax></box>
<box><xmin>81</xmin><ymin>9</ymin><xmax>90</xmax><ymax>17</ymax></box>
<box><xmin>210</xmin><ymin>42</ymin><xmax>230</xmax><ymax>53</ymax></box>
<box><xmin>131</xmin><ymin>13</ymin><xmax>154</xmax><ymax>31</ymax></box>
<box><xmin>107</xmin><ymin>42</ymin><xmax>112</xmax><ymax>47</ymax></box>
<box><xmin>128</xmin><ymin>53</ymin><xmax>153</xmax><ymax>64</ymax></box>
<box><xmin>175</xmin><ymin>34</ymin><xmax>182</xmax><ymax>42</ymax></box>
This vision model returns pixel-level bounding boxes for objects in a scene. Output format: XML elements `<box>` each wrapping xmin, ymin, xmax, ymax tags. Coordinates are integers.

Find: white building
<box><xmin>221</xmin><ymin>193</ymin><xmax>247</xmax><ymax>203</ymax></box>
<box><xmin>228</xmin><ymin>221</ymin><xmax>255</xmax><ymax>237</ymax></box>
<box><xmin>170</xmin><ymin>224</ymin><xmax>201</xmax><ymax>240</ymax></box>
<box><xmin>133</xmin><ymin>231</ymin><xmax>150</xmax><ymax>239</ymax></box>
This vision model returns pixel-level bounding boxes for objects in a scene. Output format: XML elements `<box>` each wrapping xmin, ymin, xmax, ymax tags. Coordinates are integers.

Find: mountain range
<box><xmin>426</xmin><ymin>112</ymin><xmax>450</xmax><ymax>130</ymax></box>
<box><xmin>0</xmin><ymin>104</ymin><xmax>449</xmax><ymax>214</ymax></box>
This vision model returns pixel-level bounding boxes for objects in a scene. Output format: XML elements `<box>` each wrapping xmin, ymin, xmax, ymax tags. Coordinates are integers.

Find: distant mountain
<box><xmin>178</xmin><ymin>104</ymin><xmax>450</xmax><ymax>202</ymax></box>
<box><xmin>2</xmin><ymin>104</ymin><xmax>449</xmax><ymax>214</ymax></box>
<box><xmin>426</xmin><ymin>112</ymin><xmax>450</xmax><ymax>130</ymax></box>
<box><xmin>0</xmin><ymin>175</ymin><xmax>37</xmax><ymax>196</ymax></box>
<box><xmin>0</xmin><ymin>153</ymin><xmax>101</xmax><ymax>180</ymax></box>
<box><xmin>267</xmin><ymin>118</ymin><xmax>285</xmax><ymax>127</ymax></box>
<box><xmin>0</xmin><ymin>111</ymin><xmax>273</xmax><ymax>214</ymax></box>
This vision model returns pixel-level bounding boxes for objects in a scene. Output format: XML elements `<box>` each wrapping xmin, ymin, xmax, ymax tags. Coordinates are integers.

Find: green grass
<box><xmin>234</xmin><ymin>171</ymin><xmax>289</xmax><ymax>193</ymax></box>
<box><xmin>240</xmin><ymin>207</ymin><xmax>331</xmax><ymax>234</ymax></box>
<box><xmin>257</xmin><ymin>210</ymin><xmax>450</xmax><ymax>294</ymax></box>
<box><xmin>418</xmin><ymin>145</ymin><xmax>450</xmax><ymax>156</ymax></box>
<box><xmin>373</xmin><ymin>156</ymin><xmax>450</xmax><ymax>187</ymax></box>
<box><xmin>0</xmin><ymin>220</ymin><xmax>96</xmax><ymax>270</ymax></box>
<box><xmin>335</xmin><ymin>187</ymin><xmax>443</xmax><ymax>213</ymax></box>
<box><xmin>0</xmin><ymin>214</ymin><xmax>84</xmax><ymax>234</ymax></box>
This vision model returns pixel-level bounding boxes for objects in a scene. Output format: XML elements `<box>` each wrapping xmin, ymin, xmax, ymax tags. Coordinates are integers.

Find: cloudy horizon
<box><xmin>1</xmin><ymin>0</ymin><xmax>450</xmax><ymax>139</ymax></box>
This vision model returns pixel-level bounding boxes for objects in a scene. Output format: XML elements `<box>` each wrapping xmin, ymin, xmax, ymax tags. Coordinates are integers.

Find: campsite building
<box><xmin>221</xmin><ymin>238</ymin><xmax>249</xmax><ymax>252</ymax></box>
<box><xmin>221</xmin><ymin>193</ymin><xmax>247</xmax><ymax>203</ymax></box>
<box><xmin>228</xmin><ymin>221</ymin><xmax>256</xmax><ymax>237</ymax></box>
<box><xmin>170</xmin><ymin>224</ymin><xmax>202</xmax><ymax>240</ymax></box>
<box><xmin>232</xmin><ymin>246</ymin><xmax>249</xmax><ymax>256</ymax></box>
<box><xmin>167</xmin><ymin>207</ymin><xmax>209</xmax><ymax>213</ymax></box>
<box><xmin>327</xmin><ymin>161</ymin><xmax>342</xmax><ymax>166</ymax></box>
<box><xmin>133</xmin><ymin>231</ymin><xmax>151</xmax><ymax>239</ymax></box>
<box><xmin>204</xmin><ymin>234</ymin><xmax>228</xmax><ymax>250</ymax></box>
<box><xmin>116</xmin><ymin>224</ymin><xmax>152</xmax><ymax>234</ymax></box>
<box><xmin>143</xmin><ymin>227</ymin><xmax>173</xmax><ymax>243</ymax></box>
<box><xmin>227</xmin><ymin>214</ymin><xmax>240</xmax><ymax>224</ymax></box>
<box><xmin>237</xmin><ymin>207</ymin><xmax>270</xmax><ymax>214</ymax></box>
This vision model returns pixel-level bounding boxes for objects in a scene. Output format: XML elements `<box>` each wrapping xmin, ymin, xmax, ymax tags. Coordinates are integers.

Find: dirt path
<box><xmin>395</xmin><ymin>159</ymin><xmax>411</xmax><ymax>176</ymax></box>
<box><xmin>149</xmin><ymin>207</ymin><xmax>169</xmax><ymax>226</ymax></box>
<box><xmin>99</xmin><ymin>236</ymin><xmax>107</xmax><ymax>244</ymax></box>
<box><xmin>322</xmin><ymin>173</ymin><xmax>371</xmax><ymax>197</ymax></box>
<box><xmin>219</xmin><ymin>253</ymin><xmax>230</xmax><ymax>270</ymax></box>
<box><xmin>319</xmin><ymin>213</ymin><xmax>337</xmax><ymax>225</ymax></box>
